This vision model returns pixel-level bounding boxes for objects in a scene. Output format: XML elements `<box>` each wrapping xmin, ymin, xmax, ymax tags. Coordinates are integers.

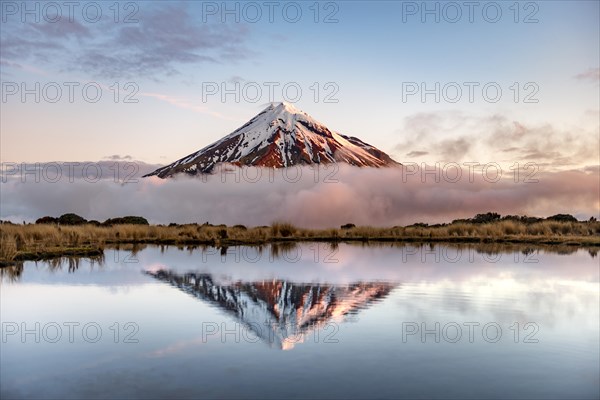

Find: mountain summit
<box><xmin>144</xmin><ymin>102</ymin><xmax>400</xmax><ymax>178</ymax></box>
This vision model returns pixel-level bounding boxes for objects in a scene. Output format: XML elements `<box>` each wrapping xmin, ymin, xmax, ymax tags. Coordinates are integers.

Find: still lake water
<box><xmin>1</xmin><ymin>243</ymin><xmax>598</xmax><ymax>399</ymax></box>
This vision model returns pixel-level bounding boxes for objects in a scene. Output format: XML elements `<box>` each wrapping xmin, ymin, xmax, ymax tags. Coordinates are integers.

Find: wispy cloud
<box><xmin>574</xmin><ymin>67</ymin><xmax>600</xmax><ymax>82</ymax></box>
<box><xmin>103</xmin><ymin>155</ymin><xmax>133</xmax><ymax>161</ymax></box>
<box><xmin>0</xmin><ymin>59</ymin><xmax>49</xmax><ymax>76</ymax></box>
<box><xmin>30</xmin><ymin>18</ymin><xmax>91</xmax><ymax>38</ymax></box>
<box><xmin>406</xmin><ymin>151</ymin><xmax>429</xmax><ymax>158</ymax></box>
<box><xmin>140</xmin><ymin>92</ymin><xmax>231</xmax><ymax>119</ymax></box>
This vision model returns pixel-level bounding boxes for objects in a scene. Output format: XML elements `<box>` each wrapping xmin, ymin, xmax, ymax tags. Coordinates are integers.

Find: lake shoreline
<box><xmin>1</xmin><ymin>227</ymin><xmax>599</xmax><ymax>266</ymax></box>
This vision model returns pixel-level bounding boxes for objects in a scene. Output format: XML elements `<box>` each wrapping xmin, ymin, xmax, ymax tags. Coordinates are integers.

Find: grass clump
<box><xmin>270</xmin><ymin>222</ymin><xmax>296</xmax><ymax>238</ymax></box>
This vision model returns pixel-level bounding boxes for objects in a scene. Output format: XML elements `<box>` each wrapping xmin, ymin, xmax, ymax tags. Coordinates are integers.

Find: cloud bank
<box><xmin>1</xmin><ymin>165</ymin><xmax>598</xmax><ymax>227</ymax></box>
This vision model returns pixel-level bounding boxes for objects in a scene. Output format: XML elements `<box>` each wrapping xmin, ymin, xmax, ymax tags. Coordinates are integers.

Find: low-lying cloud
<box><xmin>1</xmin><ymin>164</ymin><xmax>598</xmax><ymax>227</ymax></box>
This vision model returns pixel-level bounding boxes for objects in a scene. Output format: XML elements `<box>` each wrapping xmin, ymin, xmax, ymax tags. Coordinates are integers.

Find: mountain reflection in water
<box><xmin>145</xmin><ymin>269</ymin><xmax>396</xmax><ymax>350</ymax></box>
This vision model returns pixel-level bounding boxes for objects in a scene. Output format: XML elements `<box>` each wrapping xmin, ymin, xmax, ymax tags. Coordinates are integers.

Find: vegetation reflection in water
<box><xmin>1</xmin><ymin>241</ymin><xmax>597</xmax><ymax>284</ymax></box>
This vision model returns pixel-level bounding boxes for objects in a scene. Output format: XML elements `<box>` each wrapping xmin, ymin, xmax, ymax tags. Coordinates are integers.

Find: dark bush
<box><xmin>233</xmin><ymin>224</ymin><xmax>247</xmax><ymax>230</ymax></box>
<box><xmin>546</xmin><ymin>214</ymin><xmax>578</xmax><ymax>222</ymax></box>
<box><xmin>103</xmin><ymin>216</ymin><xmax>149</xmax><ymax>226</ymax></box>
<box><xmin>341</xmin><ymin>223</ymin><xmax>356</xmax><ymax>229</ymax></box>
<box><xmin>520</xmin><ymin>216</ymin><xmax>543</xmax><ymax>224</ymax></box>
<box><xmin>58</xmin><ymin>213</ymin><xmax>87</xmax><ymax>225</ymax></box>
<box><xmin>407</xmin><ymin>222</ymin><xmax>429</xmax><ymax>228</ymax></box>
<box><xmin>471</xmin><ymin>212</ymin><xmax>501</xmax><ymax>224</ymax></box>
<box><xmin>36</xmin><ymin>216</ymin><xmax>58</xmax><ymax>224</ymax></box>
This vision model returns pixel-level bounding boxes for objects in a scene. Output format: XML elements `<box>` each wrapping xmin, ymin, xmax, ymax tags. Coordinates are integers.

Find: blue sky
<box><xmin>1</xmin><ymin>0</ymin><xmax>598</xmax><ymax>169</ymax></box>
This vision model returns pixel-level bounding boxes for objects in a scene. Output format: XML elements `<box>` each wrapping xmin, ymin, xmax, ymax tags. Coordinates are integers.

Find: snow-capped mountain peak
<box><xmin>144</xmin><ymin>102</ymin><xmax>400</xmax><ymax>178</ymax></box>
<box><xmin>270</xmin><ymin>101</ymin><xmax>304</xmax><ymax>114</ymax></box>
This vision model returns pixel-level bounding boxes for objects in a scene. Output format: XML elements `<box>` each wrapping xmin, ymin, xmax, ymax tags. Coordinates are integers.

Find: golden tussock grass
<box><xmin>1</xmin><ymin>220</ymin><xmax>599</xmax><ymax>263</ymax></box>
